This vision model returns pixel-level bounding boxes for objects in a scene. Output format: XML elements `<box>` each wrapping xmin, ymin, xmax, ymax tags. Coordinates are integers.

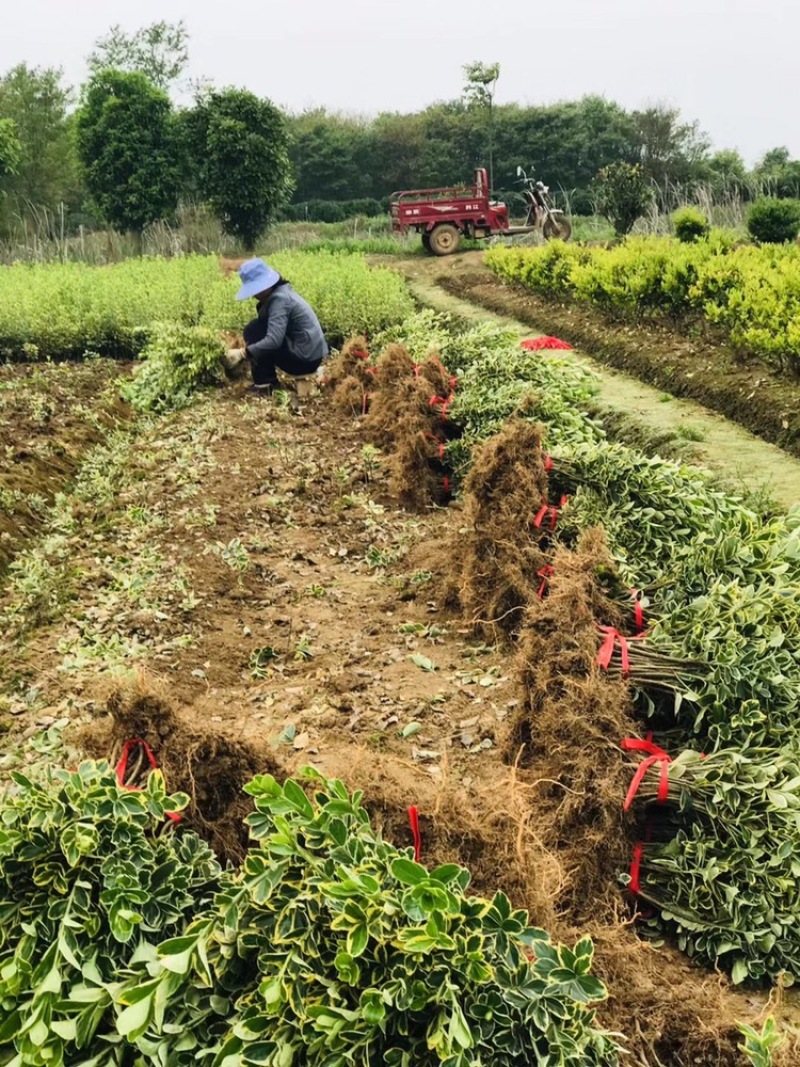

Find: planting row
<box><xmin>358</xmin><ymin>307</ymin><xmax>800</xmax><ymax>986</ymax></box>
<box><xmin>0</xmin><ymin>251</ymin><xmax>413</xmax><ymax>361</ymax></box>
<box><xmin>485</xmin><ymin>235</ymin><xmax>800</xmax><ymax>374</ymax></box>
<box><xmin>0</xmin><ymin>761</ymin><xmax>619</xmax><ymax>1067</ymax></box>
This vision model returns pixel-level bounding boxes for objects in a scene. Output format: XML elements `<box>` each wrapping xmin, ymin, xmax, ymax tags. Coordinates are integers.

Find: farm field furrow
<box><xmin>4</xmin><ymin>248</ymin><xmax>800</xmax><ymax>1066</ymax></box>
<box><xmin>1</xmin><ymin>381</ymin><xmax>788</xmax><ymax>1065</ymax></box>
<box><xmin>390</xmin><ymin>249</ymin><xmax>800</xmax><ymax>482</ymax></box>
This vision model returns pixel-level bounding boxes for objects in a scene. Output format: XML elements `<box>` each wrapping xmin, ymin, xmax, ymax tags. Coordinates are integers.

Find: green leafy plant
<box><xmin>120</xmin><ymin>771</ymin><xmax>619</xmax><ymax>1065</ymax></box>
<box><xmin>121</xmin><ymin>322</ymin><xmax>226</xmax><ymax>413</ymax></box>
<box><xmin>591</xmin><ymin>162</ymin><xmax>653</xmax><ymax>236</ymax></box>
<box><xmin>0</xmin><ymin>761</ymin><xmax>221</xmax><ymax>1066</ymax></box>
<box><xmin>673</xmin><ymin>206</ymin><xmax>710</xmax><ymax>242</ymax></box>
<box><xmin>747</xmin><ymin>197</ymin><xmax>800</xmax><ymax>244</ymax></box>
<box><xmin>250</xmin><ymin>645</ymin><xmax>279</xmax><ymax>678</ymax></box>
<box><xmin>738</xmin><ymin>1017</ymin><xmax>782</xmax><ymax>1066</ymax></box>
<box><xmin>626</xmin><ymin>747</ymin><xmax>800</xmax><ymax>982</ymax></box>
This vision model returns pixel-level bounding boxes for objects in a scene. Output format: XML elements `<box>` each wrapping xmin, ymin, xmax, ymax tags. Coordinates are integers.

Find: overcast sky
<box><xmin>3</xmin><ymin>0</ymin><xmax>798</xmax><ymax>165</ymax></box>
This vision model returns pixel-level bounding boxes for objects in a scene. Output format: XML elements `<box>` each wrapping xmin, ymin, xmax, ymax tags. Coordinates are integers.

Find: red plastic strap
<box><xmin>533</xmin><ymin>495</ymin><xmax>569</xmax><ymax>532</ymax></box>
<box><xmin>620</xmin><ymin>738</ymin><xmax>672</xmax><ymax>810</ymax></box>
<box><xmin>629</xmin><ymin>842</ymin><xmax>644</xmax><ymax>894</ymax></box>
<box><xmin>408</xmin><ymin>805</ymin><xmax>421</xmax><ymax>862</ymax></box>
<box><xmin>429</xmin><ymin>394</ymin><xmax>453</xmax><ymax>423</ymax></box>
<box><xmin>442</xmin><ymin>476</ymin><xmax>451</xmax><ymax>494</ymax></box>
<box><xmin>544</xmin><ymin>454</ymin><xmax>553</xmax><ymax>472</ymax></box>
<box><xmin>630</xmin><ymin>588</ymin><xmax>645</xmax><ymax>633</ymax></box>
<box><xmin>537</xmin><ymin>564</ymin><xmax>554</xmax><ymax>599</ymax></box>
<box><xmin>116</xmin><ymin>738</ymin><xmax>158</xmax><ymax>782</ymax></box>
<box><xmin>354</xmin><ymin>349</ymin><xmax>369</xmax><ymax>360</ymax></box>
<box><xmin>413</xmin><ymin>364</ymin><xmax>421</xmax><ymax>377</ymax></box>
<box><xmin>116</xmin><ymin>739</ymin><xmax>182</xmax><ymax>825</ymax></box>
<box><xmin>365</xmin><ymin>366</ymin><xmax>377</xmax><ymax>377</ymax></box>
<box><xmin>423</xmin><ymin>432</ymin><xmax>447</xmax><ymax>460</ymax></box>
<box><xmin>521</xmin><ymin>336</ymin><xmax>574</xmax><ymax>351</ymax></box>
<box><xmin>596</xmin><ymin>625</ymin><xmax>644</xmax><ymax>678</ymax></box>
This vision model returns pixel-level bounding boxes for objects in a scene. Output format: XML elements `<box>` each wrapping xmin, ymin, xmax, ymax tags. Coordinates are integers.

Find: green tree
<box><xmin>184</xmin><ymin>88</ymin><xmax>293</xmax><ymax>250</ymax></box>
<box><xmin>747</xmin><ymin>197</ymin><xmax>800</xmax><ymax>244</ymax></box>
<box><xmin>631</xmin><ymin>104</ymin><xmax>710</xmax><ymax>194</ymax></box>
<box><xmin>0</xmin><ymin>64</ymin><xmax>79</xmax><ymax>221</ymax></box>
<box><xmin>76</xmin><ymin>70</ymin><xmax>180</xmax><ymax>240</ymax></box>
<box><xmin>494</xmin><ymin>97</ymin><xmax>638</xmax><ymax>211</ymax></box>
<box><xmin>368</xmin><ymin>112</ymin><xmax>428</xmax><ymax>195</ymax></box>
<box><xmin>0</xmin><ymin>118</ymin><xmax>20</xmax><ymax>179</ymax></box>
<box><xmin>592</xmin><ymin>162</ymin><xmax>653</xmax><ymax>236</ymax></box>
<box><xmin>753</xmin><ymin>147</ymin><xmax>800</xmax><ymax>199</ymax></box>
<box><xmin>87</xmin><ymin>21</ymin><xmax>189</xmax><ymax>91</ymax></box>
<box><xmin>287</xmin><ymin>110</ymin><xmax>372</xmax><ymax>202</ymax></box>
<box><xmin>463</xmin><ymin>61</ymin><xmax>500</xmax><ymax>193</ymax></box>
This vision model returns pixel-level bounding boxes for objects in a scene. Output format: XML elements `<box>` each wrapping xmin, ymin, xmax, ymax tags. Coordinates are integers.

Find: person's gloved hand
<box><xmin>221</xmin><ymin>348</ymin><xmax>248</xmax><ymax>375</ymax></box>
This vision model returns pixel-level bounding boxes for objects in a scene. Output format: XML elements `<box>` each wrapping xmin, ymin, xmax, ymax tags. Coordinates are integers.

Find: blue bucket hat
<box><xmin>235</xmin><ymin>257</ymin><xmax>281</xmax><ymax>301</ymax></box>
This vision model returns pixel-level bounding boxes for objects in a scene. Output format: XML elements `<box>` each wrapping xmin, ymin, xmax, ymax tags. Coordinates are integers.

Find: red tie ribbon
<box><xmin>533</xmin><ymin>495</ymin><xmax>569</xmax><ymax>531</ymax></box>
<box><xmin>408</xmin><ymin>806</ymin><xmax>422</xmax><ymax>862</ymax></box>
<box><xmin>620</xmin><ymin>737</ymin><xmax>672</xmax><ymax>810</ymax></box>
<box><xmin>116</xmin><ymin>739</ymin><xmax>182</xmax><ymax>824</ymax></box>
<box><xmin>596</xmin><ymin>625</ymin><xmax>645</xmax><ymax>678</ymax></box>
<box><xmin>537</xmin><ymin>565</ymin><xmax>554</xmax><ymax>599</ymax></box>
<box><xmin>520</xmin><ymin>336</ymin><xmax>574</xmax><ymax>351</ymax></box>
<box><xmin>629</xmin><ymin>588</ymin><xmax>645</xmax><ymax>633</ymax></box>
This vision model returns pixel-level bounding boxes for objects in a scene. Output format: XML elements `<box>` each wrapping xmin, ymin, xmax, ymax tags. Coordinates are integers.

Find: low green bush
<box><xmin>747</xmin><ymin>197</ymin><xmax>800</xmax><ymax>244</ymax></box>
<box><xmin>485</xmin><ymin>236</ymin><xmax>800</xmax><ymax>372</ymax></box>
<box><xmin>673</xmin><ymin>206</ymin><xmax>710</xmax><ymax>242</ymax></box>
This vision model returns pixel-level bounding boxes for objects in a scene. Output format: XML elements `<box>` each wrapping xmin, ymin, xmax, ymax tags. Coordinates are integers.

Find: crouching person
<box><xmin>228</xmin><ymin>258</ymin><xmax>328</xmax><ymax>394</ymax></box>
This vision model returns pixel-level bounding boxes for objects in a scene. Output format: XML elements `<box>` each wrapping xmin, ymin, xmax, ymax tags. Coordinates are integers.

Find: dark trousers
<box><xmin>243</xmin><ymin>318</ymin><xmax>321</xmax><ymax>386</ymax></box>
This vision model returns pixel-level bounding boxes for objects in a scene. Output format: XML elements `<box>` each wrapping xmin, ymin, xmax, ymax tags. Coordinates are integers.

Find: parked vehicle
<box><xmin>390</xmin><ymin>166</ymin><xmax>572</xmax><ymax>255</ymax></box>
<box><xmin>515</xmin><ymin>165</ymin><xmax>573</xmax><ymax>242</ymax></box>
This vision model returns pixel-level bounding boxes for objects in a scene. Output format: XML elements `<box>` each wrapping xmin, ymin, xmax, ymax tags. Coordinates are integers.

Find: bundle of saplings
<box><xmin>625</xmin><ymin>744</ymin><xmax>800</xmax><ymax>984</ymax></box>
<box><xmin>120</xmin><ymin>771</ymin><xmax>620</xmax><ymax>1066</ymax></box>
<box><xmin>0</xmin><ymin>762</ymin><xmax>222</xmax><ymax>1066</ymax></box>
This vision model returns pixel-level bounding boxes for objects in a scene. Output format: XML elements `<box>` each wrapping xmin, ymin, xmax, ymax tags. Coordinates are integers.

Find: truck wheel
<box><xmin>421</xmin><ymin>232</ymin><xmax>432</xmax><ymax>252</ymax></box>
<box><xmin>543</xmin><ymin>216</ymin><xmax>572</xmax><ymax>242</ymax></box>
<box><xmin>429</xmin><ymin>224</ymin><xmax>462</xmax><ymax>256</ymax></box>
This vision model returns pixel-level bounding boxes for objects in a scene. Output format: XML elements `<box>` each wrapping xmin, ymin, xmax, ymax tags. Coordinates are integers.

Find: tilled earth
<box><xmin>1</xmin><ymin>373</ymin><xmax>796</xmax><ymax>1065</ymax></box>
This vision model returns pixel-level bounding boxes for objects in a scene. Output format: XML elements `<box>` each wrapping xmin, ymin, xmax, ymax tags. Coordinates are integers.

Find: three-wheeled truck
<box><xmin>389</xmin><ymin>166</ymin><xmax>572</xmax><ymax>255</ymax></box>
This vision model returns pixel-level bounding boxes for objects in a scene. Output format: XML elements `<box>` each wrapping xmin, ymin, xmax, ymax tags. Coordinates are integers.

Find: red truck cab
<box><xmin>390</xmin><ymin>168</ymin><xmax>510</xmax><ymax>255</ymax></box>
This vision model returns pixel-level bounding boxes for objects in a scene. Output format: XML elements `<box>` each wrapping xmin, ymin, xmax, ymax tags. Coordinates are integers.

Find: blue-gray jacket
<box><xmin>248</xmin><ymin>284</ymin><xmax>328</xmax><ymax>365</ymax></box>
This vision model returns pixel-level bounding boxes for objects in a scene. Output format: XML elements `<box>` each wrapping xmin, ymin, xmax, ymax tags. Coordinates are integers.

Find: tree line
<box><xmin>1</xmin><ymin>20</ymin><xmax>799</xmax><ymax>248</ymax></box>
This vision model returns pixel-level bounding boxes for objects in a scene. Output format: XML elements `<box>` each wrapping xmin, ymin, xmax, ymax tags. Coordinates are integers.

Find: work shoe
<box><xmin>246</xmin><ymin>381</ymin><xmax>284</xmax><ymax>397</ymax></box>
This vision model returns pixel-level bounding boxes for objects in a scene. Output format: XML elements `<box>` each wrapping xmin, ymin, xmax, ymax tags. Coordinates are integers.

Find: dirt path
<box><xmin>388</xmin><ymin>252</ymin><xmax>800</xmax><ymax>510</ymax></box>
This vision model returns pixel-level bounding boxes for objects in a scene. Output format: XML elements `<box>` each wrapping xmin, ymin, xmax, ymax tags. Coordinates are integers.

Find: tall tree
<box><xmin>87</xmin><ymin>21</ymin><xmax>189</xmax><ymax>92</ymax></box>
<box><xmin>76</xmin><ymin>70</ymin><xmax>180</xmax><ymax>240</ymax></box>
<box><xmin>463</xmin><ymin>62</ymin><xmax>500</xmax><ymax>192</ymax></box>
<box><xmin>0</xmin><ymin>65</ymin><xmax>79</xmax><ymax>219</ymax></box>
<box><xmin>288</xmin><ymin>110</ymin><xmax>372</xmax><ymax>202</ymax></box>
<box><xmin>753</xmin><ymin>147</ymin><xmax>800</xmax><ymax>199</ymax></box>
<box><xmin>631</xmin><ymin>104</ymin><xmax>710</xmax><ymax>194</ymax></box>
<box><xmin>184</xmin><ymin>89</ymin><xmax>293</xmax><ymax>250</ymax></box>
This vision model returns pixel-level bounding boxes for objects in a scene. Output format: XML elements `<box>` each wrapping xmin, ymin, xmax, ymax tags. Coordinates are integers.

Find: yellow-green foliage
<box><xmin>0</xmin><ymin>252</ymin><xmax>414</xmax><ymax>360</ymax></box>
<box><xmin>200</xmin><ymin>250</ymin><xmax>414</xmax><ymax>343</ymax></box>
<box><xmin>486</xmin><ymin>235</ymin><xmax>800</xmax><ymax>372</ymax></box>
<box><xmin>0</xmin><ymin>256</ymin><xmax>219</xmax><ymax>360</ymax></box>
